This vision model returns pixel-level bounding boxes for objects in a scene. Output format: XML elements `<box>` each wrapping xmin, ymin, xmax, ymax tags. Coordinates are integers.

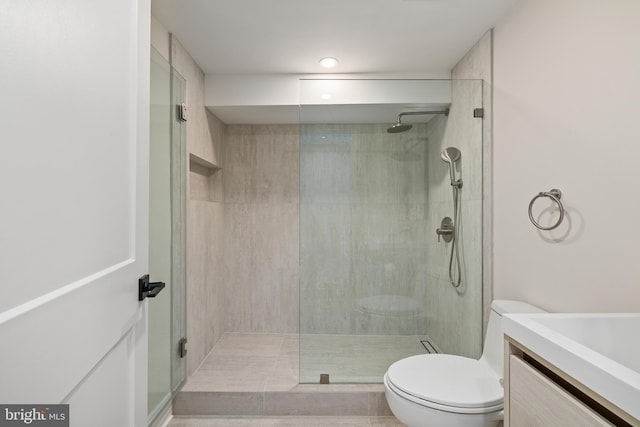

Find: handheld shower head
<box><xmin>441</xmin><ymin>147</ymin><xmax>462</xmax><ymax>186</ymax></box>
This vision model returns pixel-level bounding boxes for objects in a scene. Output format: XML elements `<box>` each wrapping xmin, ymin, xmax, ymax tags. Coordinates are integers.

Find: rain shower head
<box><xmin>387</xmin><ymin>109</ymin><xmax>450</xmax><ymax>134</ymax></box>
<box><xmin>387</xmin><ymin>120</ymin><xmax>413</xmax><ymax>133</ymax></box>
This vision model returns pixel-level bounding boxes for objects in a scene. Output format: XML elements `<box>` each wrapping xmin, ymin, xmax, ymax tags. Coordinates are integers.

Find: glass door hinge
<box><xmin>179</xmin><ymin>337</ymin><xmax>188</xmax><ymax>358</ymax></box>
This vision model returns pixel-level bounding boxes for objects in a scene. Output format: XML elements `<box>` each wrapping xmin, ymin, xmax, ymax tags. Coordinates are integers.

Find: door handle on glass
<box><xmin>138</xmin><ymin>274</ymin><xmax>166</xmax><ymax>301</ymax></box>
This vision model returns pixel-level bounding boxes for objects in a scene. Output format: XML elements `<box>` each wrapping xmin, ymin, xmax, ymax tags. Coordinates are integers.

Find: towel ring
<box><xmin>528</xmin><ymin>189</ymin><xmax>564</xmax><ymax>230</ymax></box>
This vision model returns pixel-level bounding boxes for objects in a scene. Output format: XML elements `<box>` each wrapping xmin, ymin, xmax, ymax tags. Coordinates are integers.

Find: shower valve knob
<box><xmin>436</xmin><ymin>217</ymin><xmax>454</xmax><ymax>243</ymax></box>
<box><xmin>436</xmin><ymin>228</ymin><xmax>453</xmax><ymax>242</ymax></box>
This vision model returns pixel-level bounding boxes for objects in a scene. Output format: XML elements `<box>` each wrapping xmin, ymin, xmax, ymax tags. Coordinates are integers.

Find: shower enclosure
<box><xmin>148</xmin><ymin>47</ymin><xmax>187</xmax><ymax>423</ymax></box>
<box><xmin>299</xmin><ymin>79</ymin><xmax>484</xmax><ymax>384</ymax></box>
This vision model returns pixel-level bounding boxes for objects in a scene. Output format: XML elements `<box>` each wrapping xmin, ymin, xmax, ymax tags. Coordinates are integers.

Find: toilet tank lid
<box><xmin>491</xmin><ymin>300</ymin><xmax>545</xmax><ymax>315</ymax></box>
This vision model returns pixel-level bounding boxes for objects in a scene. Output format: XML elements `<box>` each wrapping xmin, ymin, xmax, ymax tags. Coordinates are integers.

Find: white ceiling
<box><xmin>151</xmin><ymin>0</ymin><xmax>519</xmax><ymax>76</ymax></box>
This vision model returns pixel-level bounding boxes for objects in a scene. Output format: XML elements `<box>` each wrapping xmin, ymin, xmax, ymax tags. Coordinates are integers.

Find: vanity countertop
<box><xmin>503</xmin><ymin>312</ymin><xmax>640</xmax><ymax>421</ymax></box>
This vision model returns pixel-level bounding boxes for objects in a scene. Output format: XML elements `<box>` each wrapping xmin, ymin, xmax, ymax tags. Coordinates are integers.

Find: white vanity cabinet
<box><xmin>504</xmin><ymin>338</ymin><xmax>638</xmax><ymax>427</ymax></box>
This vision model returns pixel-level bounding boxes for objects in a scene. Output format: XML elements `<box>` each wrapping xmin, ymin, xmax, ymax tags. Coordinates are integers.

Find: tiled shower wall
<box><xmin>219</xmin><ymin>112</ymin><xmax>486</xmax><ymax>352</ymax></box>
<box><xmin>158</xmin><ymin>29</ymin><xmax>302</xmax><ymax>370</ymax></box>
<box><xmin>222</xmin><ymin>125</ymin><xmax>300</xmax><ymax>334</ymax></box>
<box><xmin>169</xmin><ymin>35</ymin><xmax>227</xmax><ymax>375</ymax></box>
<box><xmin>424</xmin><ymin>80</ymin><xmax>484</xmax><ymax>358</ymax></box>
<box><xmin>452</xmin><ymin>30</ymin><xmax>494</xmax><ymax>338</ymax></box>
<box><xmin>427</xmin><ymin>31</ymin><xmax>492</xmax><ymax>357</ymax></box>
<box><xmin>423</xmin><ymin>31</ymin><xmax>492</xmax><ymax>358</ymax></box>
<box><xmin>299</xmin><ymin>124</ymin><xmax>429</xmax><ymax>335</ymax></box>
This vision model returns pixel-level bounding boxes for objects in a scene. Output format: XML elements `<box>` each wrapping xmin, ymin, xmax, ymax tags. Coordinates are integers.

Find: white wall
<box><xmin>493</xmin><ymin>0</ymin><xmax>640</xmax><ymax>312</ymax></box>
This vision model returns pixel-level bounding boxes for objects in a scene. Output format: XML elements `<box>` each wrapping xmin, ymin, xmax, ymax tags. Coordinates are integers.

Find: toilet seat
<box><xmin>385</xmin><ymin>354</ymin><xmax>504</xmax><ymax>414</ymax></box>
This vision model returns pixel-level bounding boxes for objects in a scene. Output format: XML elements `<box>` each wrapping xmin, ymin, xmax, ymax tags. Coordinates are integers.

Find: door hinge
<box><xmin>179</xmin><ymin>337</ymin><xmax>188</xmax><ymax>358</ymax></box>
<box><xmin>178</xmin><ymin>103</ymin><xmax>188</xmax><ymax>122</ymax></box>
<box><xmin>473</xmin><ymin>108</ymin><xmax>484</xmax><ymax>118</ymax></box>
<box><xmin>138</xmin><ymin>274</ymin><xmax>165</xmax><ymax>301</ymax></box>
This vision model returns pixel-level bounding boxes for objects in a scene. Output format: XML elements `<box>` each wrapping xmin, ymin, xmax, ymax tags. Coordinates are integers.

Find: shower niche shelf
<box><xmin>189</xmin><ymin>153</ymin><xmax>220</xmax><ymax>176</ymax></box>
<box><xmin>189</xmin><ymin>153</ymin><xmax>222</xmax><ymax>202</ymax></box>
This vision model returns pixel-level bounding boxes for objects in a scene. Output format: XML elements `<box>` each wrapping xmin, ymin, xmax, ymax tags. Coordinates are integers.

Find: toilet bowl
<box><xmin>384</xmin><ymin>300</ymin><xmax>544</xmax><ymax>427</ymax></box>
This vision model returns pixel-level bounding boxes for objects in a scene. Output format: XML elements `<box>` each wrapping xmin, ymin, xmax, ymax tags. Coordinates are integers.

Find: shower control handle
<box><xmin>436</xmin><ymin>217</ymin><xmax>454</xmax><ymax>243</ymax></box>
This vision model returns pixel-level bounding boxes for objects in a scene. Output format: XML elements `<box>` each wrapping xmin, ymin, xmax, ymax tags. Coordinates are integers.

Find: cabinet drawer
<box><xmin>509</xmin><ymin>355</ymin><xmax>614</xmax><ymax>427</ymax></box>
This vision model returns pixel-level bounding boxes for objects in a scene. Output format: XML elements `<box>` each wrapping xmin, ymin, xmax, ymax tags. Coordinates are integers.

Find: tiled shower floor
<box><xmin>182</xmin><ymin>333</ymin><xmax>300</xmax><ymax>393</ymax></box>
<box><xmin>300</xmin><ymin>333</ymin><xmax>435</xmax><ymax>384</ymax></box>
<box><xmin>171</xmin><ymin>333</ymin><xmax>432</xmax><ymax>424</ymax></box>
<box><xmin>183</xmin><ymin>332</ymin><xmax>433</xmax><ymax>392</ymax></box>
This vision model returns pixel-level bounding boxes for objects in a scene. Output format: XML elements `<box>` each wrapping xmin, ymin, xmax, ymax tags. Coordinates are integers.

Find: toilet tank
<box><xmin>480</xmin><ymin>300</ymin><xmax>545</xmax><ymax>376</ymax></box>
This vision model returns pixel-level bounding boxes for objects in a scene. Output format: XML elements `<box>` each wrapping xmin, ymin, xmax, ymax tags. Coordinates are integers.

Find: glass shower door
<box><xmin>148</xmin><ymin>47</ymin><xmax>187</xmax><ymax>423</ymax></box>
<box><xmin>299</xmin><ymin>121</ymin><xmax>432</xmax><ymax>383</ymax></box>
<box><xmin>298</xmin><ymin>79</ymin><xmax>485</xmax><ymax>384</ymax></box>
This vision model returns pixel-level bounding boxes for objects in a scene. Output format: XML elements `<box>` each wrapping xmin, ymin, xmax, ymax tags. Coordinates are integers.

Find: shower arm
<box><xmin>396</xmin><ymin>109</ymin><xmax>449</xmax><ymax>122</ymax></box>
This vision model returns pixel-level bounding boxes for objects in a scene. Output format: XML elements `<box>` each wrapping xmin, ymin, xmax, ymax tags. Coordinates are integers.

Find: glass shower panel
<box><xmin>170</xmin><ymin>55</ymin><xmax>187</xmax><ymax>394</ymax></box>
<box><xmin>149</xmin><ymin>48</ymin><xmax>172</xmax><ymax>417</ymax></box>
<box><xmin>298</xmin><ymin>79</ymin><xmax>484</xmax><ymax>384</ymax></box>
<box><xmin>299</xmin><ymin>121</ymin><xmax>431</xmax><ymax>383</ymax></box>
<box><xmin>148</xmin><ymin>47</ymin><xmax>186</xmax><ymax>423</ymax></box>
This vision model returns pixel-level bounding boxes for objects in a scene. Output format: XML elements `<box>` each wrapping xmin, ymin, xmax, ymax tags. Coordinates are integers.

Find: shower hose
<box><xmin>449</xmin><ymin>184</ymin><xmax>462</xmax><ymax>289</ymax></box>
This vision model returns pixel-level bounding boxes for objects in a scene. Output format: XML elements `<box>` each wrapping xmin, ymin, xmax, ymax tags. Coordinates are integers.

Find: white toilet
<box><xmin>384</xmin><ymin>300</ymin><xmax>544</xmax><ymax>427</ymax></box>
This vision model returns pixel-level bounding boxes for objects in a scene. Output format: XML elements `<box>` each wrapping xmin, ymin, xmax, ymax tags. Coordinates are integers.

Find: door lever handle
<box><xmin>138</xmin><ymin>274</ymin><xmax>166</xmax><ymax>301</ymax></box>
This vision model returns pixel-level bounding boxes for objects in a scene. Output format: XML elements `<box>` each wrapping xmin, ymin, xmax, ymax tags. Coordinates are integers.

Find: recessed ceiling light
<box><xmin>319</xmin><ymin>57</ymin><xmax>338</xmax><ymax>68</ymax></box>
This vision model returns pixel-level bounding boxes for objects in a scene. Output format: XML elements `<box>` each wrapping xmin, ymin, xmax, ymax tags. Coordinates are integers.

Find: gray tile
<box><xmin>199</xmin><ymin>354</ymin><xmax>279</xmax><ymax>372</ymax></box>
<box><xmin>265</xmin><ymin>346</ymin><xmax>299</xmax><ymax>391</ymax></box>
<box><xmin>222</xmin><ymin>125</ymin><xmax>300</xmax><ymax>334</ymax></box>
<box><xmin>368</xmin><ymin>392</ymin><xmax>394</xmax><ymax>416</ymax></box>
<box><xmin>181</xmin><ymin>370</ymin><xmax>269</xmax><ymax>392</ymax></box>
<box><xmin>168</xmin><ymin>417</ymin><xmax>403</xmax><ymax>427</ymax></box>
<box><xmin>210</xmin><ymin>333</ymin><xmax>284</xmax><ymax>357</ymax></box>
<box><xmin>264</xmin><ymin>374</ymin><xmax>299</xmax><ymax>392</ymax></box>
<box><xmin>369</xmin><ymin>417</ymin><xmax>407</xmax><ymax>427</ymax></box>
<box><xmin>299</xmin><ymin>335</ymin><xmax>427</xmax><ymax>384</ymax></box>
<box><xmin>264</xmin><ymin>392</ymin><xmax>369</xmax><ymax>416</ymax></box>
<box><xmin>168</xmin><ymin>417</ymin><xmax>273</xmax><ymax>426</ymax></box>
<box><xmin>267</xmin><ymin>417</ymin><xmax>372</xmax><ymax>427</ymax></box>
<box><xmin>173</xmin><ymin>392</ymin><xmax>264</xmax><ymax>416</ymax></box>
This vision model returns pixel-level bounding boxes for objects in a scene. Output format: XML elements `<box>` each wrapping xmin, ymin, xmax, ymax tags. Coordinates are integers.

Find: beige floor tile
<box><xmin>210</xmin><ymin>333</ymin><xmax>285</xmax><ymax>357</ymax></box>
<box><xmin>369</xmin><ymin>417</ymin><xmax>407</xmax><ymax>426</ymax></box>
<box><xmin>299</xmin><ymin>334</ymin><xmax>429</xmax><ymax>383</ymax></box>
<box><xmin>181</xmin><ymin>373</ymin><xmax>268</xmax><ymax>392</ymax></box>
<box><xmin>199</xmin><ymin>354</ymin><xmax>279</xmax><ymax>371</ymax></box>
<box><xmin>264</xmin><ymin>392</ymin><xmax>369</xmax><ymax>417</ymax></box>
<box><xmin>193</xmin><ymin>333</ymin><xmax>430</xmax><ymax>389</ymax></box>
<box><xmin>172</xmin><ymin>392</ymin><xmax>263</xmax><ymax>416</ymax></box>
<box><xmin>181</xmin><ymin>333</ymin><xmax>418</xmax><ymax>420</ymax></box>
<box><xmin>168</xmin><ymin>417</ymin><xmax>403</xmax><ymax>427</ymax></box>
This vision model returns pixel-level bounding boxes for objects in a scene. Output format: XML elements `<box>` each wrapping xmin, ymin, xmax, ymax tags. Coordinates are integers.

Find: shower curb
<box><xmin>173</xmin><ymin>384</ymin><xmax>392</xmax><ymax>417</ymax></box>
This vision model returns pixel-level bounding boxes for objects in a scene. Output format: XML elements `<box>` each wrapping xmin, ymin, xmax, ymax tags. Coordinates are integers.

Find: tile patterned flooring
<box><xmin>169</xmin><ymin>333</ymin><xmax>430</xmax><ymax>425</ymax></box>
<box><xmin>169</xmin><ymin>416</ymin><xmax>405</xmax><ymax>426</ymax></box>
<box><xmin>300</xmin><ymin>333</ymin><xmax>433</xmax><ymax>384</ymax></box>
<box><xmin>181</xmin><ymin>332</ymin><xmax>431</xmax><ymax>391</ymax></box>
<box><xmin>181</xmin><ymin>333</ymin><xmax>299</xmax><ymax>393</ymax></box>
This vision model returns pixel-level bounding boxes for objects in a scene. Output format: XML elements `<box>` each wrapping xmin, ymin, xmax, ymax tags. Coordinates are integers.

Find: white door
<box><xmin>0</xmin><ymin>1</ymin><xmax>150</xmax><ymax>426</ymax></box>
